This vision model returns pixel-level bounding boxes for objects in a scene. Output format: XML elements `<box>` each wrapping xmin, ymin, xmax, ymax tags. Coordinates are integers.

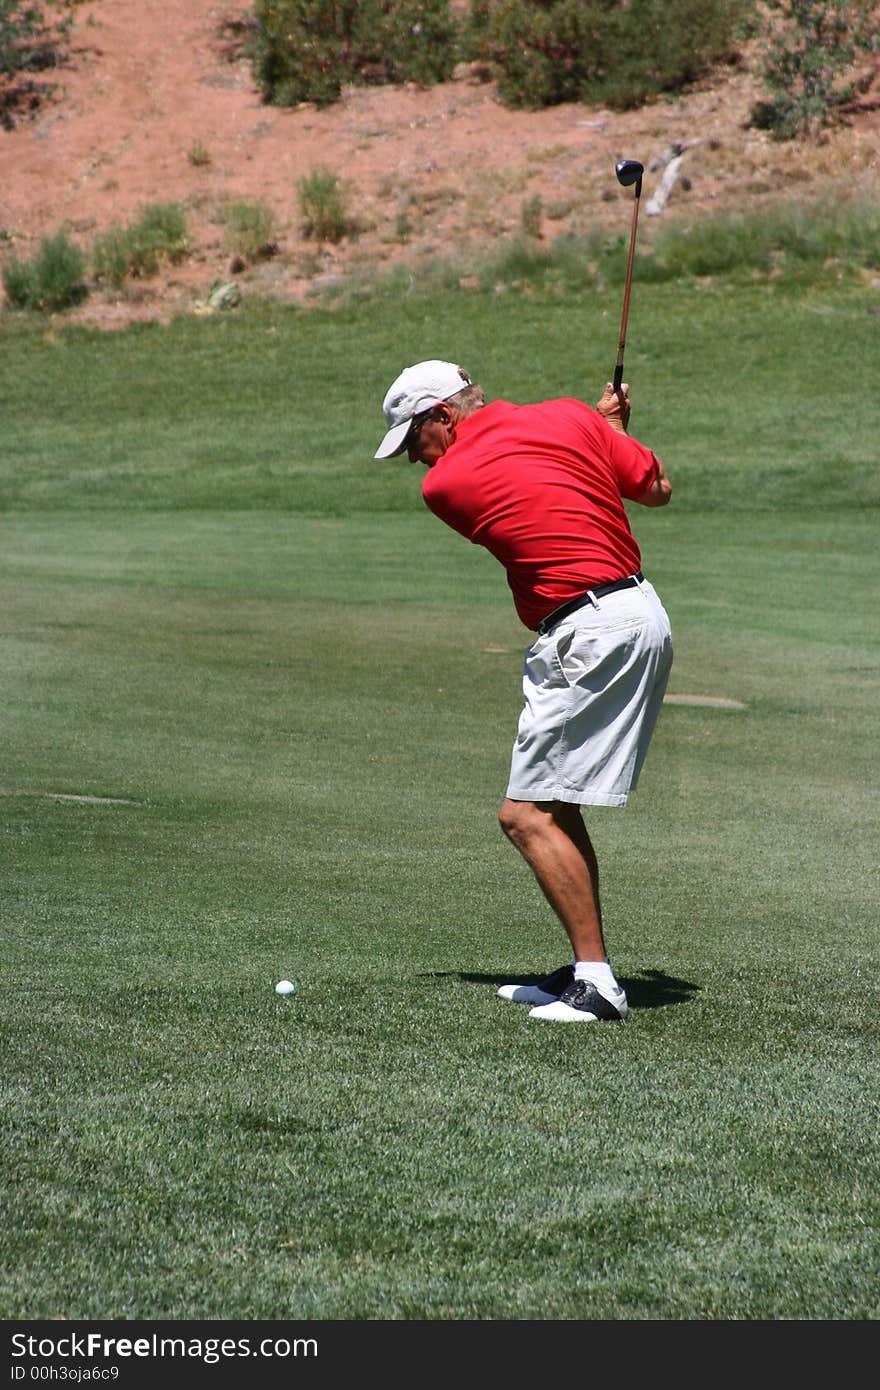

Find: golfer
<box><xmin>374</xmin><ymin>361</ymin><xmax>672</xmax><ymax>1023</ymax></box>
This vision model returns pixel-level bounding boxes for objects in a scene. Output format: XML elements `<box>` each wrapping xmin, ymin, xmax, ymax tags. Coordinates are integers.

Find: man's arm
<box><xmin>633</xmin><ymin>456</ymin><xmax>671</xmax><ymax>507</ymax></box>
<box><xmin>594</xmin><ymin>382</ymin><xmax>671</xmax><ymax>507</ymax></box>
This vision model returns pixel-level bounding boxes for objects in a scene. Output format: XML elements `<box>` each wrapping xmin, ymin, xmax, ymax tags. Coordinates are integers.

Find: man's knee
<box><xmin>499</xmin><ymin>797</ymin><xmax>524</xmax><ymax>841</ymax></box>
<box><xmin>500</xmin><ymin>797</ymin><xmax>585</xmax><ymax>843</ymax></box>
<box><xmin>499</xmin><ymin>797</ymin><xmax>545</xmax><ymax>847</ymax></box>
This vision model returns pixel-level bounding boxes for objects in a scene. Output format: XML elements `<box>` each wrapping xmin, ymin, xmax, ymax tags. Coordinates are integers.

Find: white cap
<box><xmin>374</xmin><ymin>360</ymin><xmax>472</xmax><ymax>458</ymax></box>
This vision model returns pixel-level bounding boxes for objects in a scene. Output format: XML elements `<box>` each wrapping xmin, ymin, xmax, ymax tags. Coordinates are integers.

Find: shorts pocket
<box><xmin>524</xmin><ymin>632</ymin><xmax>569</xmax><ymax>691</ymax></box>
<box><xmin>556</xmin><ymin>625</ymin><xmax>638</xmax><ymax>689</ymax></box>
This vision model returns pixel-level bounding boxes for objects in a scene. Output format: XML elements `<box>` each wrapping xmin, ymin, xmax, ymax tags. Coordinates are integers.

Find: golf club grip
<box><xmin>612</xmin><ymin>363</ymin><xmax>624</xmax><ymax>393</ymax></box>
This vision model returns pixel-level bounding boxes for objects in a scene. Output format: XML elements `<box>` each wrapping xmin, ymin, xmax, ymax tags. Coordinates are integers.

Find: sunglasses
<box><xmin>407</xmin><ymin>408</ymin><xmax>435</xmax><ymax>442</ymax></box>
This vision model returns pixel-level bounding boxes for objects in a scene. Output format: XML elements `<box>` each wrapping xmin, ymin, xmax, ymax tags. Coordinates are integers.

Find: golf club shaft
<box><xmin>613</xmin><ymin>186</ymin><xmax>642</xmax><ymax>394</ymax></box>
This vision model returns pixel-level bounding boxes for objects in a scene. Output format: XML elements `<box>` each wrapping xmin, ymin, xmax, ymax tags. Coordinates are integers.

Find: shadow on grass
<box><xmin>431</xmin><ymin>968</ymin><xmax>700</xmax><ymax>1011</ymax></box>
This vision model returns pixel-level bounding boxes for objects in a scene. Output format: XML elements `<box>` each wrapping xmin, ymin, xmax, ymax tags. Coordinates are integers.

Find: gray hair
<box><xmin>447</xmin><ymin>383</ymin><xmax>485</xmax><ymax>418</ymax></box>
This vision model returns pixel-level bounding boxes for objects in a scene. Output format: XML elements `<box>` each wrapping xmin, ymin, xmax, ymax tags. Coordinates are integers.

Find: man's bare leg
<box><xmin>498</xmin><ymin>797</ymin><xmax>605</xmax><ymax>961</ymax></box>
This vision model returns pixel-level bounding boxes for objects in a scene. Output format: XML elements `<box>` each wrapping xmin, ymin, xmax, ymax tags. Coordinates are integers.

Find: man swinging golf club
<box><xmin>373</xmin><ymin>171</ymin><xmax>671</xmax><ymax>1024</ymax></box>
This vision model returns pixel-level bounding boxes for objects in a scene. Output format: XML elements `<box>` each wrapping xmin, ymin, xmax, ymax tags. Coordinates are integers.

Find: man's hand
<box><xmin>595</xmin><ymin>381</ymin><xmax>631</xmax><ymax>434</ymax></box>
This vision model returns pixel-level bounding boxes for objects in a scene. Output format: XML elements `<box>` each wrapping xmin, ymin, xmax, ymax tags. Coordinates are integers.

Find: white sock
<box><xmin>574</xmin><ymin>960</ymin><xmax>622</xmax><ymax>996</ymax></box>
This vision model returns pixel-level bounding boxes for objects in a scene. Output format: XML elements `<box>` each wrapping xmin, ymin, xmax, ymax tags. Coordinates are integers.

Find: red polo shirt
<box><xmin>421</xmin><ymin>398</ymin><xmax>660</xmax><ymax>630</ymax></box>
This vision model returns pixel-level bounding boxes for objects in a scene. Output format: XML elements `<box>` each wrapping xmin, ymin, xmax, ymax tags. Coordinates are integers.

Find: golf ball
<box><xmin>275</xmin><ymin>979</ymin><xmax>296</xmax><ymax>997</ymax></box>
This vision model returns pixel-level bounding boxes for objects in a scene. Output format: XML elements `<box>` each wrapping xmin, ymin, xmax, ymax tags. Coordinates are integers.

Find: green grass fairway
<box><xmin>1</xmin><ymin>274</ymin><xmax>878</xmax><ymax>1320</ymax></box>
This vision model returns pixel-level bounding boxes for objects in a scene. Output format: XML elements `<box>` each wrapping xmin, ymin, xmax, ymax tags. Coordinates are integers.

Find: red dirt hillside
<box><xmin>2</xmin><ymin>0</ymin><xmax>879</xmax><ymax>325</ymax></box>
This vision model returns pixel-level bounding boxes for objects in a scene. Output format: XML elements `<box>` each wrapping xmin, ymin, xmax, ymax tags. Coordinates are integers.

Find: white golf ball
<box><xmin>275</xmin><ymin>979</ymin><xmax>296</xmax><ymax>997</ymax></box>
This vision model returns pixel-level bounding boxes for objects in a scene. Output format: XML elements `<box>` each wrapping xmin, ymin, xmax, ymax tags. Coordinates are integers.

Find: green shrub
<box><xmin>90</xmin><ymin>204</ymin><xmax>189</xmax><ymax>288</ymax></box>
<box><xmin>1</xmin><ymin>0</ymin><xmax>42</xmax><ymax>76</ymax></box>
<box><xmin>126</xmin><ymin>202</ymin><xmax>189</xmax><ymax>276</ymax></box>
<box><xmin>459</xmin><ymin>0</ymin><xmax>493</xmax><ymax>62</ymax></box>
<box><xmin>2</xmin><ymin>229</ymin><xmax>86</xmax><ymax>311</ymax></box>
<box><xmin>250</xmin><ymin>0</ymin><xmax>457</xmax><ymax>107</ymax></box>
<box><xmin>91</xmin><ymin>225</ymin><xmax>133</xmax><ymax>289</ymax></box>
<box><xmin>520</xmin><ymin>194</ymin><xmax>543</xmax><ymax>238</ymax></box>
<box><xmin>2</xmin><ymin>254</ymin><xmax>35</xmax><ymax>307</ymax></box>
<box><xmin>596</xmin><ymin>0</ymin><xmax>752</xmax><ymax>109</ymax></box>
<box><xmin>1</xmin><ymin>0</ymin><xmax>78</xmax><ymax>128</ymax></box>
<box><xmin>217</xmin><ymin>198</ymin><xmax>277</xmax><ymax>261</ymax></box>
<box><xmin>0</xmin><ymin>0</ymin><xmax>75</xmax><ymax>77</ymax></box>
<box><xmin>249</xmin><ymin>0</ymin><xmax>751</xmax><ymax>110</ymax></box>
<box><xmin>187</xmin><ymin>139</ymin><xmax>211</xmax><ymax>167</ymax></box>
<box><xmin>296</xmin><ymin>167</ymin><xmax>355</xmax><ymax>242</ymax></box>
<box><xmin>750</xmin><ymin>0</ymin><xmax>879</xmax><ymax>140</ymax></box>
<box><xmin>484</xmin><ymin>0</ymin><xmax>751</xmax><ymax>110</ymax></box>
<box><xmin>487</xmin><ymin>0</ymin><xmax>603</xmax><ymax>108</ymax></box>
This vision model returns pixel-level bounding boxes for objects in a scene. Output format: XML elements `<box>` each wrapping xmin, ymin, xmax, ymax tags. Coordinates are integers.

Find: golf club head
<box><xmin>615</xmin><ymin>159</ymin><xmax>644</xmax><ymax>195</ymax></box>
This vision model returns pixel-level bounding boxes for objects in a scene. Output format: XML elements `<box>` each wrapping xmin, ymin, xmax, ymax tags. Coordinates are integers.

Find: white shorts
<box><xmin>505</xmin><ymin>578</ymin><xmax>672</xmax><ymax>807</ymax></box>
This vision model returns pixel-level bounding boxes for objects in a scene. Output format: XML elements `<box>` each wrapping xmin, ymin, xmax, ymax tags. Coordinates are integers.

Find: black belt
<box><xmin>536</xmin><ymin>573</ymin><xmax>644</xmax><ymax>635</ymax></box>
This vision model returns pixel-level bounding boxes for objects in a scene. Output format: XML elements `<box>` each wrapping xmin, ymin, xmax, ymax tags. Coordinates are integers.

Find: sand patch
<box><xmin>1</xmin><ymin>787</ymin><xmax>137</xmax><ymax>805</ymax></box>
<box><xmin>663</xmin><ymin>694</ymin><xmax>746</xmax><ymax>710</ymax></box>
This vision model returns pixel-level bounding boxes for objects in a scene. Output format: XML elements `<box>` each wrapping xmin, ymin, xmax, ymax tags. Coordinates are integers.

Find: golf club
<box><xmin>612</xmin><ymin>158</ymin><xmax>644</xmax><ymax>396</ymax></box>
